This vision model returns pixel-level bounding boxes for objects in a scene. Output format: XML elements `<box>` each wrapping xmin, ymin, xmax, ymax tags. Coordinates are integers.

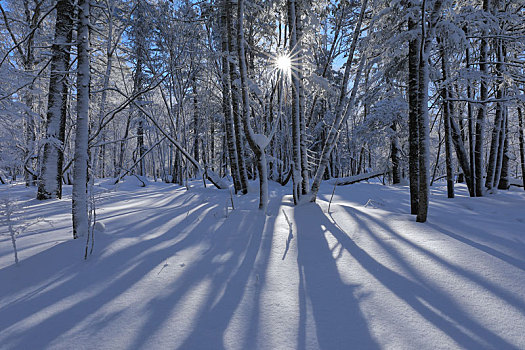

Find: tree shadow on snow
<box><xmin>293</xmin><ymin>203</ymin><xmax>380</xmax><ymax>350</ymax></box>
<box><xmin>333</xmin><ymin>203</ymin><xmax>521</xmax><ymax>349</ymax></box>
<box><xmin>0</xmin><ymin>186</ymin><xmax>231</xmax><ymax>349</ymax></box>
<box><xmin>0</xmin><ymin>183</ymin><xmax>282</xmax><ymax>350</ymax></box>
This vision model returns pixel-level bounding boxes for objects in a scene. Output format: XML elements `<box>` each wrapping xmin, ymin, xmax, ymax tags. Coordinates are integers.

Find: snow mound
<box><xmin>93</xmin><ymin>221</ymin><xmax>106</xmax><ymax>232</ymax></box>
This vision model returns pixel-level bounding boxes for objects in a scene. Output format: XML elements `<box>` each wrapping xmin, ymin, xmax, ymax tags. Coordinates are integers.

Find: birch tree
<box><xmin>72</xmin><ymin>0</ymin><xmax>90</xmax><ymax>239</ymax></box>
<box><xmin>37</xmin><ymin>0</ymin><xmax>73</xmax><ymax>199</ymax></box>
<box><xmin>220</xmin><ymin>0</ymin><xmax>242</xmax><ymax>194</ymax></box>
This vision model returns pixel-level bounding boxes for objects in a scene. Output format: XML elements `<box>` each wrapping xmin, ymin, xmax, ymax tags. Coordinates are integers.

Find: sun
<box><xmin>275</xmin><ymin>54</ymin><xmax>292</xmax><ymax>74</ymax></box>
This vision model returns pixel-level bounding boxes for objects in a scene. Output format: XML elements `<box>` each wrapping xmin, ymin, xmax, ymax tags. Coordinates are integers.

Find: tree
<box><xmin>72</xmin><ymin>0</ymin><xmax>91</xmax><ymax>239</ymax></box>
<box><xmin>407</xmin><ymin>2</ymin><xmax>420</xmax><ymax>214</ymax></box>
<box><xmin>37</xmin><ymin>0</ymin><xmax>73</xmax><ymax>200</ymax></box>
<box><xmin>309</xmin><ymin>0</ymin><xmax>369</xmax><ymax>202</ymax></box>
<box><xmin>413</xmin><ymin>0</ymin><xmax>444</xmax><ymax>223</ymax></box>
<box><xmin>220</xmin><ymin>0</ymin><xmax>242</xmax><ymax>194</ymax></box>
<box><xmin>237</xmin><ymin>0</ymin><xmax>269</xmax><ymax>210</ymax></box>
<box><xmin>518</xmin><ymin>106</ymin><xmax>525</xmax><ymax>190</ymax></box>
<box><xmin>287</xmin><ymin>0</ymin><xmax>309</xmax><ymax>203</ymax></box>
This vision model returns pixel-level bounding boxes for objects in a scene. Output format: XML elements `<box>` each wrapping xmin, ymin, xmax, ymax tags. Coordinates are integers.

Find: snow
<box><xmin>1</xmin><ymin>179</ymin><xmax>525</xmax><ymax>349</ymax></box>
<box><xmin>93</xmin><ymin>221</ymin><xmax>106</xmax><ymax>232</ymax></box>
<box><xmin>252</xmin><ymin>133</ymin><xmax>270</xmax><ymax>149</ymax></box>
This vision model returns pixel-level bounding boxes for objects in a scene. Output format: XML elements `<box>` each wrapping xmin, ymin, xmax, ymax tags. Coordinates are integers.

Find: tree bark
<box><xmin>475</xmin><ymin>0</ymin><xmax>491</xmax><ymax>196</ymax></box>
<box><xmin>416</xmin><ymin>0</ymin><xmax>444</xmax><ymax>223</ymax></box>
<box><xmin>407</xmin><ymin>13</ymin><xmax>420</xmax><ymax>214</ymax></box>
<box><xmin>439</xmin><ymin>43</ymin><xmax>454</xmax><ymax>198</ymax></box>
<box><xmin>518</xmin><ymin>107</ymin><xmax>525</xmax><ymax>190</ymax></box>
<box><xmin>220</xmin><ymin>0</ymin><xmax>242</xmax><ymax>193</ymax></box>
<box><xmin>485</xmin><ymin>88</ymin><xmax>504</xmax><ymax>190</ymax></box>
<box><xmin>497</xmin><ymin>111</ymin><xmax>509</xmax><ymax>190</ymax></box>
<box><xmin>37</xmin><ymin>0</ymin><xmax>73</xmax><ymax>199</ymax></box>
<box><xmin>192</xmin><ymin>74</ymin><xmax>200</xmax><ymax>167</ymax></box>
<box><xmin>416</xmin><ymin>32</ymin><xmax>430</xmax><ymax>222</ymax></box>
<box><xmin>288</xmin><ymin>0</ymin><xmax>303</xmax><ymax>203</ymax></box>
<box><xmin>296</xmin><ymin>0</ymin><xmax>310</xmax><ymax>196</ymax></box>
<box><xmin>72</xmin><ymin>0</ymin><xmax>90</xmax><ymax>239</ymax></box>
<box><xmin>228</xmin><ymin>7</ymin><xmax>249</xmax><ymax>194</ymax></box>
<box><xmin>391</xmin><ymin>122</ymin><xmax>402</xmax><ymax>184</ymax></box>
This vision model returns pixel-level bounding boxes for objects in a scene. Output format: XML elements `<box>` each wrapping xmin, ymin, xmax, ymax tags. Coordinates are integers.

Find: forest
<box><xmin>1</xmin><ymin>0</ymin><xmax>525</xmax><ymax>349</ymax></box>
<box><xmin>0</xmin><ymin>0</ymin><xmax>524</xmax><ymax>226</ymax></box>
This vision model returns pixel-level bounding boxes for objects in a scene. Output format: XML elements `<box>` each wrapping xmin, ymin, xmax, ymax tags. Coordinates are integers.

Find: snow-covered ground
<box><xmin>1</xmin><ymin>178</ymin><xmax>524</xmax><ymax>350</ymax></box>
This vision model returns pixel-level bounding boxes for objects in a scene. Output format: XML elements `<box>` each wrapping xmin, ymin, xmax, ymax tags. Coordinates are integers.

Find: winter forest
<box><xmin>1</xmin><ymin>0</ymin><xmax>525</xmax><ymax>349</ymax></box>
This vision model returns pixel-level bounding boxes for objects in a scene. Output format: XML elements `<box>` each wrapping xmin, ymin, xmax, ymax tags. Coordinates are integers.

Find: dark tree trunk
<box><xmin>288</xmin><ymin>0</ymin><xmax>303</xmax><ymax>204</ymax></box>
<box><xmin>407</xmin><ymin>15</ymin><xmax>420</xmax><ymax>214</ymax></box>
<box><xmin>497</xmin><ymin>111</ymin><xmax>510</xmax><ymax>190</ymax></box>
<box><xmin>228</xmin><ymin>8</ymin><xmax>249</xmax><ymax>194</ymax></box>
<box><xmin>391</xmin><ymin>123</ymin><xmax>402</xmax><ymax>184</ymax></box>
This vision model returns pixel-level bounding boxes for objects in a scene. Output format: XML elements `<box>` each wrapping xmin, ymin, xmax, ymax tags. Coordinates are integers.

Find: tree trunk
<box><xmin>220</xmin><ymin>0</ymin><xmax>242</xmax><ymax>193</ymax></box>
<box><xmin>485</xmin><ymin>90</ymin><xmax>504</xmax><ymax>190</ymax></box>
<box><xmin>391</xmin><ymin>122</ymin><xmax>401</xmax><ymax>184</ymax></box>
<box><xmin>518</xmin><ymin>107</ymin><xmax>525</xmax><ymax>190</ymax></box>
<box><xmin>228</xmin><ymin>7</ymin><xmax>249</xmax><ymax>194</ymax></box>
<box><xmin>295</xmin><ymin>0</ymin><xmax>310</xmax><ymax>196</ymax></box>
<box><xmin>237</xmin><ymin>0</ymin><xmax>268</xmax><ymax>210</ymax></box>
<box><xmin>37</xmin><ymin>0</ymin><xmax>73</xmax><ymax>200</ymax></box>
<box><xmin>439</xmin><ymin>43</ymin><xmax>454</xmax><ymax>198</ymax></box>
<box><xmin>466</xmin><ymin>45</ymin><xmax>476</xmax><ymax>194</ymax></box>
<box><xmin>407</xmin><ymin>14</ymin><xmax>420</xmax><ymax>214</ymax></box>
<box><xmin>72</xmin><ymin>0</ymin><xmax>90</xmax><ymax>239</ymax></box>
<box><xmin>497</xmin><ymin>110</ymin><xmax>509</xmax><ymax>189</ymax></box>
<box><xmin>192</xmin><ymin>74</ymin><xmax>200</xmax><ymax>170</ymax></box>
<box><xmin>475</xmin><ymin>0</ymin><xmax>491</xmax><ymax>196</ymax></box>
<box><xmin>416</xmin><ymin>42</ymin><xmax>430</xmax><ymax>222</ymax></box>
<box><xmin>494</xmin><ymin>39</ymin><xmax>508</xmax><ymax>190</ymax></box>
<box><xmin>494</xmin><ymin>106</ymin><xmax>506</xmax><ymax>187</ymax></box>
<box><xmin>288</xmin><ymin>0</ymin><xmax>303</xmax><ymax>204</ymax></box>
<box><xmin>416</xmin><ymin>0</ymin><xmax>445</xmax><ymax>223</ymax></box>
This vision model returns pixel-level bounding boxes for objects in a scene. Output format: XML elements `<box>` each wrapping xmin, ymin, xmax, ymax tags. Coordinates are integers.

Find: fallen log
<box><xmin>327</xmin><ymin>170</ymin><xmax>386</xmax><ymax>186</ymax></box>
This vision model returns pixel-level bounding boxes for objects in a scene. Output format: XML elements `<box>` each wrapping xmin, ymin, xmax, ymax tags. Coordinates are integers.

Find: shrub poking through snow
<box><xmin>0</xmin><ymin>195</ymin><xmax>46</xmax><ymax>265</ymax></box>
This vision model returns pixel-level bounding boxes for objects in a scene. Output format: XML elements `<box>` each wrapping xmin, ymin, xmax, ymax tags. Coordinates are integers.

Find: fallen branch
<box><xmin>328</xmin><ymin>170</ymin><xmax>386</xmax><ymax>186</ymax></box>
